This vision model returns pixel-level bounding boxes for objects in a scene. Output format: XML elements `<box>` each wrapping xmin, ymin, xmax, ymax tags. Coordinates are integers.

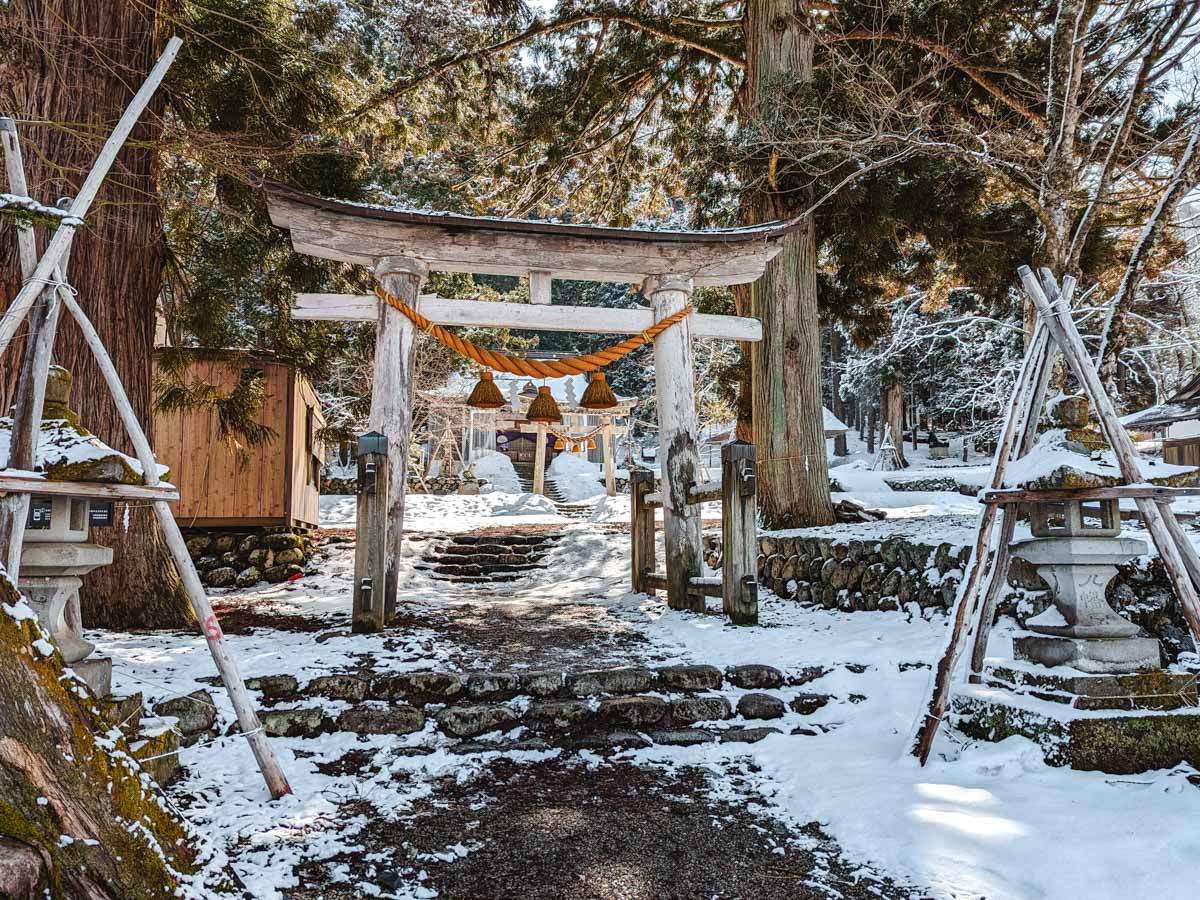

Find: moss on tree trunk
<box><xmin>0</xmin><ymin>571</ymin><xmax>203</xmax><ymax>896</ymax></box>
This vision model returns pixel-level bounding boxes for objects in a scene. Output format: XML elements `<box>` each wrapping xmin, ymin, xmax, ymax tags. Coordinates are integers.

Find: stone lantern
<box><xmin>1011</xmin><ymin>499</ymin><xmax>1159</xmax><ymax>674</ymax></box>
<box><xmin>14</xmin><ymin>367</ymin><xmax>127</xmax><ymax>697</ymax></box>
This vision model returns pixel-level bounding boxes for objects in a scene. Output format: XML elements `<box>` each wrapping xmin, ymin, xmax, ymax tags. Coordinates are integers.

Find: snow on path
<box><xmin>88</xmin><ymin>491</ymin><xmax>1200</xmax><ymax>899</ymax></box>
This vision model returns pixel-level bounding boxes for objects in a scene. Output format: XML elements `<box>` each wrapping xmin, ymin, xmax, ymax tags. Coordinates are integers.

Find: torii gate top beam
<box><xmin>265</xmin><ymin>182</ymin><xmax>791</xmax><ymax>286</ymax></box>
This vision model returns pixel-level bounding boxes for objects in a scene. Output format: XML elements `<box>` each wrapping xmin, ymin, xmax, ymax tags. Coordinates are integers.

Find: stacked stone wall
<box><xmin>184</xmin><ymin>526</ymin><xmax>316</xmax><ymax>588</ymax></box>
<box><xmin>703</xmin><ymin>531</ymin><xmax>1196</xmax><ymax>659</ymax></box>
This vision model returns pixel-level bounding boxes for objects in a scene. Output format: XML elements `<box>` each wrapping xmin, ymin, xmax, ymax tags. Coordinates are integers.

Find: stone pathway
<box><xmin>261</xmin><ymin>523</ymin><xmax>929</xmax><ymax>897</ymax></box>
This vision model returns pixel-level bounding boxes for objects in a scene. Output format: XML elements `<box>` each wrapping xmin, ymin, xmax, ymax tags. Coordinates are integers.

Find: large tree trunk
<box><xmin>881</xmin><ymin>378</ymin><xmax>907</xmax><ymax>467</ymax></box>
<box><xmin>829</xmin><ymin>327</ymin><xmax>848</xmax><ymax>457</ymax></box>
<box><xmin>0</xmin><ymin>574</ymin><xmax>199</xmax><ymax>896</ymax></box>
<box><xmin>743</xmin><ymin>0</ymin><xmax>835</xmax><ymax>529</ymax></box>
<box><xmin>0</xmin><ymin>1</ymin><xmax>188</xmax><ymax>628</ymax></box>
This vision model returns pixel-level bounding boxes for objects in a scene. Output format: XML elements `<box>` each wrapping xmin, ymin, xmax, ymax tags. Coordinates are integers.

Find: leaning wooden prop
<box><xmin>911</xmin><ymin>265</ymin><xmax>1200</xmax><ymax>765</ymax></box>
<box><xmin>0</xmin><ymin>38</ymin><xmax>291</xmax><ymax>798</ymax></box>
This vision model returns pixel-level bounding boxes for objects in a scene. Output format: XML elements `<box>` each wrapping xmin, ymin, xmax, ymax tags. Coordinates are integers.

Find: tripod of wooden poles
<box><xmin>911</xmin><ymin>265</ymin><xmax>1200</xmax><ymax>765</ymax></box>
<box><xmin>0</xmin><ymin>38</ymin><xmax>290</xmax><ymax>798</ymax></box>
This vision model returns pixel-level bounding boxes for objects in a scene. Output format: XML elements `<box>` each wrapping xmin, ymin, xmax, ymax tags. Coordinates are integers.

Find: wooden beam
<box><xmin>533</xmin><ymin>423</ymin><xmax>547</xmax><ymax>496</ymax></box>
<box><xmin>292</xmin><ymin>293</ymin><xmax>764</xmax><ymax>342</ymax></box>
<box><xmin>529</xmin><ymin>270</ymin><xmax>552</xmax><ymax>305</ymax></box>
<box><xmin>980</xmin><ymin>485</ymin><xmax>1200</xmax><ymax>504</ymax></box>
<box><xmin>722</xmin><ymin>441</ymin><xmax>758</xmax><ymax>625</ymax></box>
<box><xmin>601</xmin><ymin>422</ymin><xmax>616</xmax><ymax>497</ymax></box>
<box><xmin>630</xmin><ymin>469</ymin><xmax>657</xmax><ymax>595</ymax></box>
<box><xmin>0</xmin><ymin>473</ymin><xmax>180</xmax><ymax>502</ymax></box>
<box><xmin>268</xmin><ymin>187</ymin><xmax>788</xmax><ymax>287</ymax></box>
<box><xmin>643</xmin><ymin>572</ymin><xmax>722</xmax><ymax>598</ymax></box>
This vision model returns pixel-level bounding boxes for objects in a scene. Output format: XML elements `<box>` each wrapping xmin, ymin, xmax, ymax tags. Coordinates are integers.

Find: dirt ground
<box><xmin>289</xmin><ymin>754</ymin><xmax>925</xmax><ymax>900</ymax></box>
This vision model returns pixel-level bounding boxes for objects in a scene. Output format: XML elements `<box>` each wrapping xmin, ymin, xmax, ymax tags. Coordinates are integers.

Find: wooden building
<box><xmin>1123</xmin><ymin>372</ymin><xmax>1200</xmax><ymax>466</ymax></box>
<box><xmin>152</xmin><ymin>352</ymin><xmax>325</xmax><ymax>527</ymax></box>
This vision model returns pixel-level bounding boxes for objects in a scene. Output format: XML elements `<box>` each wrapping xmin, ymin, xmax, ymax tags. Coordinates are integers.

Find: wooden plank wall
<box><xmin>289</xmin><ymin>371</ymin><xmax>325</xmax><ymax>527</ymax></box>
<box><xmin>1164</xmin><ymin>438</ymin><xmax>1200</xmax><ymax>467</ymax></box>
<box><xmin>152</xmin><ymin>357</ymin><xmax>290</xmax><ymax>526</ymax></box>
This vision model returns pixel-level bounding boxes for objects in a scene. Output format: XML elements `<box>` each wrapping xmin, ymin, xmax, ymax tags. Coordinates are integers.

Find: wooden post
<box><xmin>630</xmin><ymin>468</ymin><xmax>656</xmax><ymax>594</ymax></box>
<box><xmin>352</xmin><ymin>443</ymin><xmax>389</xmax><ymax>633</ymax></box>
<box><xmin>533</xmin><ymin>422</ymin><xmax>548</xmax><ymax>496</ymax></box>
<box><xmin>602</xmin><ymin>422</ymin><xmax>616</xmax><ymax>497</ymax></box>
<box><xmin>48</xmin><ymin>281</ymin><xmax>291</xmax><ymax>798</ymax></box>
<box><xmin>370</xmin><ymin>256</ymin><xmax>427</xmax><ymax>622</ymax></box>
<box><xmin>646</xmin><ymin>275</ymin><xmax>703</xmax><ymax>612</ymax></box>
<box><xmin>721</xmin><ymin>441</ymin><xmax>758</xmax><ymax>624</ymax></box>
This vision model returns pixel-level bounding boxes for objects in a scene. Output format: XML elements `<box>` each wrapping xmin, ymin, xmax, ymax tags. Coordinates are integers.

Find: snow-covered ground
<box><xmin>86</xmin><ymin>455</ymin><xmax>1200</xmax><ymax>899</ymax></box>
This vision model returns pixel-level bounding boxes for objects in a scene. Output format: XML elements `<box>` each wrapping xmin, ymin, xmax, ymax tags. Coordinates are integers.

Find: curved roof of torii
<box><xmin>264</xmin><ymin>181</ymin><xmax>792</xmax><ymax>286</ymax></box>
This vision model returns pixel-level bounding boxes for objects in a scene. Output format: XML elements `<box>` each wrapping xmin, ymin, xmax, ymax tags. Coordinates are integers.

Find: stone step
<box><xmin>430</xmin><ymin>573</ymin><xmax>524</xmax><ymax>584</ymax></box>
<box><xmin>982</xmin><ymin>662</ymin><xmax>1198</xmax><ymax>711</ymax></box>
<box><xmin>422</xmin><ymin>562</ymin><xmax>549</xmax><ymax>577</ymax></box>
<box><xmin>446</xmin><ymin>533</ymin><xmax>560</xmax><ymax>547</ymax></box>
<box><xmin>436</xmin><ymin>543</ymin><xmax>552</xmax><ymax>557</ymax></box>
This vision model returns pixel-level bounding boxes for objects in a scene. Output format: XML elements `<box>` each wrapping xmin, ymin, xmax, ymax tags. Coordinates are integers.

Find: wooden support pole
<box><xmin>911</xmin><ymin>311</ymin><xmax>1055</xmax><ymax>764</ymax></box>
<box><xmin>52</xmin><ymin>283</ymin><xmax>291</xmax><ymax>799</ymax></box>
<box><xmin>721</xmin><ymin>441</ymin><xmax>758</xmax><ymax>625</ymax></box>
<box><xmin>370</xmin><ymin>256</ymin><xmax>427</xmax><ymax>622</ymax></box>
<box><xmin>602</xmin><ymin>422</ymin><xmax>616</xmax><ymax>497</ymax></box>
<box><xmin>630</xmin><ymin>468</ymin><xmax>657</xmax><ymax>594</ymax></box>
<box><xmin>533</xmin><ymin>422</ymin><xmax>548</xmax><ymax>496</ymax></box>
<box><xmin>1022</xmin><ymin>266</ymin><xmax>1200</xmax><ymax>644</ymax></box>
<box><xmin>646</xmin><ymin>275</ymin><xmax>703</xmax><ymax>613</ymax></box>
<box><xmin>352</xmin><ymin>447</ymin><xmax>389</xmax><ymax>633</ymax></box>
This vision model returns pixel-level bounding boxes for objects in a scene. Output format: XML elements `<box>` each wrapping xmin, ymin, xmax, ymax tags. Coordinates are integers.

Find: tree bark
<box><xmin>0</xmin><ymin>574</ymin><xmax>199</xmax><ymax>895</ymax></box>
<box><xmin>881</xmin><ymin>378</ymin><xmax>907</xmax><ymax>467</ymax></box>
<box><xmin>0</xmin><ymin>1</ymin><xmax>188</xmax><ymax>628</ymax></box>
<box><xmin>830</xmin><ymin>327</ymin><xmax>848</xmax><ymax>456</ymax></box>
<box><xmin>743</xmin><ymin>0</ymin><xmax>834</xmax><ymax>529</ymax></box>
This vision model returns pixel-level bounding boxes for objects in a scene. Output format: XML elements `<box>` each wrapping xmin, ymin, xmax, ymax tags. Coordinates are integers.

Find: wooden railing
<box><xmin>630</xmin><ymin>441</ymin><xmax>759</xmax><ymax>624</ymax></box>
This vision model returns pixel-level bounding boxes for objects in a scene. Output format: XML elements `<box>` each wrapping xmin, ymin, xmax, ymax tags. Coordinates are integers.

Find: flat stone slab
<box><xmin>657</xmin><ymin>664</ymin><xmax>723</xmax><ymax>692</ymax></box>
<box><xmin>597</xmin><ymin>695</ymin><xmax>668</xmax><ymax>729</ymax></box>
<box><xmin>336</xmin><ymin>704</ymin><xmax>425</xmax><ymax>735</ymax></box>
<box><xmin>671</xmin><ymin>695</ymin><xmax>732</xmax><ymax>724</ymax></box>
<box><xmin>952</xmin><ymin>685</ymin><xmax>1200</xmax><ymax>773</ymax></box>
<box><xmin>1014</xmin><ymin>634</ymin><xmax>1161</xmax><ymax>675</ymax></box>
<box><xmin>437</xmin><ymin>704</ymin><xmax>519</xmax><ymax>738</ymax></box>
<box><xmin>985</xmin><ymin>663</ymin><xmax>1198</xmax><ymax>711</ymax></box>
<box><xmin>568</xmin><ymin>667</ymin><xmax>657</xmax><ymax>696</ymax></box>
<box><xmin>788</xmin><ymin>693</ymin><xmax>832</xmax><ymax>716</ymax></box>
<box><xmin>726</xmin><ymin>664</ymin><xmax>784</xmax><ymax>690</ymax></box>
<box><xmin>736</xmin><ymin>693</ymin><xmax>785</xmax><ymax>720</ymax></box>
<box><xmin>261</xmin><ymin>707</ymin><xmax>325</xmax><ymax>737</ymax></box>
<box><xmin>306</xmin><ymin>674</ymin><xmax>368</xmax><ymax>702</ymax></box>
<box><xmin>527</xmin><ymin>700</ymin><xmax>594</xmax><ymax>731</ymax></box>
<box><xmin>719</xmin><ymin>727</ymin><xmax>782</xmax><ymax>744</ymax></box>
<box><xmin>370</xmin><ymin>671</ymin><xmax>464</xmax><ymax>704</ymax></box>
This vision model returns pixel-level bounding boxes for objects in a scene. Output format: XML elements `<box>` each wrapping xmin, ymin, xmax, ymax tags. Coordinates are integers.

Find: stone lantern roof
<box><xmin>0</xmin><ymin>366</ymin><xmax>167</xmax><ymax>483</ymax></box>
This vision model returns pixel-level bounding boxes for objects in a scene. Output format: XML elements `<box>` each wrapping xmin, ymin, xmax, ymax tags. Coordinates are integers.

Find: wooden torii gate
<box><xmin>265</xmin><ymin>183</ymin><xmax>790</xmax><ymax>614</ymax></box>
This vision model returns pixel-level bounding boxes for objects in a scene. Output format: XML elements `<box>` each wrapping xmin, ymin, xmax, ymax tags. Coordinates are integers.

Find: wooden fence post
<box><xmin>353</xmin><ymin>436</ymin><xmax>389</xmax><ymax>634</ymax></box>
<box><xmin>533</xmin><ymin>422</ymin><xmax>548</xmax><ymax>496</ymax></box>
<box><xmin>630</xmin><ymin>468</ymin><xmax>656</xmax><ymax>594</ymax></box>
<box><xmin>722</xmin><ymin>441</ymin><xmax>758</xmax><ymax>624</ymax></box>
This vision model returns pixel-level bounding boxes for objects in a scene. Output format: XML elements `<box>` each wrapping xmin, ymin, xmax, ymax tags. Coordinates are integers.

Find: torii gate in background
<box><xmin>265</xmin><ymin>183</ymin><xmax>792</xmax><ymax>617</ymax></box>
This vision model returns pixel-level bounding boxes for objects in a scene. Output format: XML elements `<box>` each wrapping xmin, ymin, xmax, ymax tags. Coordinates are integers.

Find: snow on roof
<box><xmin>1122</xmin><ymin>399</ymin><xmax>1200</xmax><ymax>430</ymax></box>
<box><xmin>823</xmin><ymin>406</ymin><xmax>849</xmax><ymax>434</ymax></box>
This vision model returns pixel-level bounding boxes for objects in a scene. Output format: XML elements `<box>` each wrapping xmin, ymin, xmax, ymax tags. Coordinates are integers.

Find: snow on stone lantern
<box><xmin>9</xmin><ymin>366</ymin><xmax>151</xmax><ymax>697</ymax></box>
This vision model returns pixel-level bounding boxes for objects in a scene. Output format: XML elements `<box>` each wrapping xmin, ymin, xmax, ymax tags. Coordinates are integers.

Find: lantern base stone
<box><xmin>1014</xmin><ymin>633</ymin><xmax>1161</xmax><ymax>675</ymax></box>
<box><xmin>69</xmin><ymin>657</ymin><xmax>113</xmax><ymax>698</ymax></box>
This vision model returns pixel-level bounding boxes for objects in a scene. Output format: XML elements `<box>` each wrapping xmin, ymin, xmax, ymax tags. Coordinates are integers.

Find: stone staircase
<box><xmin>252</xmin><ymin>662</ymin><xmax>852</xmax><ymax>753</ymax></box>
<box><xmin>417</xmin><ymin>532</ymin><xmax>562</xmax><ymax>584</ymax></box>
<box><xmin>513</xmin><ymin>462</ymin><xmax>595</xmax><ymax>519</ymax></box>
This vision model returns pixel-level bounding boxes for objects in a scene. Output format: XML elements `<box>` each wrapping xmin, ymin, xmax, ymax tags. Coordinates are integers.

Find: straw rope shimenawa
<box><xmin>374</xmin><ymin>284</ymin><xmax>693</xmax><ymax>378</ymax></box>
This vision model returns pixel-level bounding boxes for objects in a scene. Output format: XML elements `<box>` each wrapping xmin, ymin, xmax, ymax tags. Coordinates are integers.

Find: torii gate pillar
<box><xmin>371</xmin><ymin>255</ymin><xmax>427</xmax><ymax>620</ymax></box>
<box><xmin>646</xmin><ymin>275</ymin><xmax>703</xmax><ymax>613</ymax></box>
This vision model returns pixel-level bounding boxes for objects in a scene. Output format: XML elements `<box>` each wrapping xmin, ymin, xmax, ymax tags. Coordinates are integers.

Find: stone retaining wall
<box><xmin>321</xmin><ymin>474</ymin><xmax>487</xmax><ymax>495</ymax></box>
<box><xmin>238</xmin><ymin>662</ymin><xmax>856</xmax><ymax>750</ymax></box>
<box><xmin>184</xmin><ymin>526</ymin><xmax>316</xmax><ymax>588</ymax></box>
<box><xmin>703</xmin><ymin>531</ymin><xmax>1196</xmax><ymax>659</ymax></box>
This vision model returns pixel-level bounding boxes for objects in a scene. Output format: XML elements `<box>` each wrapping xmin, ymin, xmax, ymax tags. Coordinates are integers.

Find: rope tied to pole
<box><xmin>374</xmin><ymin>284</ymin><xmax>693</xmax><ymax>378</ymax></box>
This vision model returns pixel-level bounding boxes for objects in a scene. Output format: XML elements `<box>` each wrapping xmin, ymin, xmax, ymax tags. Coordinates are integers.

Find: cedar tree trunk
<box><xmin>743</xmin><ymin>0</ymin><xmax>835</xmax><ymax>529</ymax></box>
<box><xmin>0</xmin><ymin>1</ymin><xmax>188</xmax><ymax>628</ymax></box>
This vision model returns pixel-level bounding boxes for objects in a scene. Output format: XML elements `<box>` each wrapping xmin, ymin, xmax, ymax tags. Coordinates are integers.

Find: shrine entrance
<box><xmin>265</xmin><ymin>182</ymin><xmax>791</xmax><ymax>624</ymax></box>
